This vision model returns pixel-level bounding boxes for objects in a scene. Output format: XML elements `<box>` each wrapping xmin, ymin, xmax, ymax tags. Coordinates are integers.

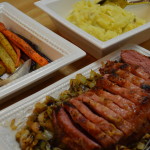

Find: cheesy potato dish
<box><xmin>67</xmin><ymin>0</ymin><xmax>146</xmax><ymax>41</ymax></box>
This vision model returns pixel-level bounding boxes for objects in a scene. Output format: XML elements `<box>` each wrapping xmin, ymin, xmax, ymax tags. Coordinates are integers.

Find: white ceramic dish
<box><xmin>35</xmin><ymin>0</ymin><xmax>150</xmax><ymax>58</ymax></box>
<box><xmin>0</xmin><ymin>2</ymin><xmax>86</xmax><ymax>101</ymax></box>
<box><xmin>0</xmin><ymin>44</ymin><xmax>150</xmax><ymax>150</ymax></box>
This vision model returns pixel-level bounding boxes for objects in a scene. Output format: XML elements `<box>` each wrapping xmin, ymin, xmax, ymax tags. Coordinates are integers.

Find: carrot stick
<box><xmin>0</xmin><ymin>22</ymin><xmax>49</xmax><ymax>66</ymax></box>
<box><xmin>10</xmin><ymin>42</ymin><xmax>21</xmax><ymax>67</ymax></box>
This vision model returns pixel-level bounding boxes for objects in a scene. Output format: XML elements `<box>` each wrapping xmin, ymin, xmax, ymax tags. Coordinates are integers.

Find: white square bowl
<box><xmin>0</xmin><ymin>44</ymin><xmax>150</xmax><ymax>150</ymax></box>
<box><xmin>0</xmin><ymin>2</ymin><xmax>86</xmax><ymax>101</ymax></box>
<box><xmin>35</xmin><ymin>0</ymin><xmax>150</xmax><ymax>58</ymax></box>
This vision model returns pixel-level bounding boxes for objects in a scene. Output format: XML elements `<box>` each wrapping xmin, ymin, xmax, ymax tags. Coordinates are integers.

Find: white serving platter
<box><xmin>35</xmin><ymin>0</ymin><xmax>150</xmax><ymax>58</ymax></box>
<box><xmin>0</xmin><ymin>2</ymin><xmax>86</xmax><ymax>101</ymax></box>
<box><xmin>0</xmin><ymin>44</ymin><xmax>150</xmax><ymax>150</ymax></box>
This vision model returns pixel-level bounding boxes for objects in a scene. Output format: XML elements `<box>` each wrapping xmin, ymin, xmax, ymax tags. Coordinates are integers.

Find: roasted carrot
<box><xmin>11</xmin><ymin>43</ymin><xmax>21</xmax><ymax>67</ymax></box>
<box><xmin>0</xmin><ymin>32</ymin><xmax>17</xmax><ymax>64</ymax></box>
<box><xmin>0</xmin><ymin>44</ymin><xmax>16</xmax><ymax>73</ymax></box>
<box><xmin>0</xmin><ymin>22</ymin><xmax>49</xmax><ymax>66</ymax></box>
<box><xmin>0</xmin><ymin>60</ymin><xmax>6</xmax><ymax>76</ymax></box>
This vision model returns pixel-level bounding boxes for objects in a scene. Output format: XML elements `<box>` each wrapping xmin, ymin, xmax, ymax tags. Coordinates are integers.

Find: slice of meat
<box><xmin>100</xmin><ymin>61</ymin><xmax>150</xmax><ymax>80</ymax></box>
<box><xmin>52</xmin><ymin>110</ymin><xmax>65</xmax><ymax>147</ymax></box>
<box><xmin>113</xmin><ymin>69</ymin><xmax>150</xmax><ymax>92</ymax></box>
<box><xmin>56</xmin><ymin>108</ymin><xmax>101</xmax><ymax>150</ymax></box>
<box><xmin>95</xmin><ymin>89</ymin><xmax>136</xmax><ymax>112</ymax></box>
<box><xmin>52</xmin><ymin>110</ymin><xmax>84</xmax><ymax>150</ymax></box>
<box><xmin>70</xmin><ymin>98</ymin><xmax>123</xmax><ymax>142</ymax></box>
<box><xmin>64</xmin><ymin>103</ymin><xmax>116</xmax><ymax>148</ymax></box>
<box><xmin>127</xmin><ymin>109</ymin><xmax>148</xmax><ymax>137</ymax></box>
<box><xmin>121</xmin><ymin>50</ymin><xmax>150</xmax><ymax>74</ymax></box>
<box><xmin>134</xmin><ymin>67</ymin><xmax>150</xmax><ymax>80</ymax></box>
<box><xmin>107</xmin><ymin>73</ymin><xmax>150</xmax><ymax>98</ymax></box>
<box><xmin>119</xmin><ymin>63</ymin><xmax>150</xmax><ymax>80</ymax></box>
<box><xmin>96</xmin><ymin>77</ymin><xmax>149</xmax><ymax>104</ymax></box>
<box><xmin>85</xmin><ymin>91</ymin><xmax>130</xmax><ymax>119</ymax></box>
<box><xmin>78</xmin><ymin>95</ymin><xmax>134</xmax><ymax>136</ymax></box>
<box><xmin>78</xmin><ymin>95</ymin><xmax>122</xmax><ymax>124</ymax></box>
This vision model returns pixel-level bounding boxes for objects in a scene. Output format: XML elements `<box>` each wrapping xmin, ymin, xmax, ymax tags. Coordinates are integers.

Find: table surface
<box><xmin>0</xmin><ymin>0</ymin><xmax>150</xmax><ymax>110</ymax></box>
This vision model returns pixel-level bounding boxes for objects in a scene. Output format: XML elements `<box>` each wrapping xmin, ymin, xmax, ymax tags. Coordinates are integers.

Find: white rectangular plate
<box><xmin>0</xmin><ymin>44</ymin><xmax>150</xmax><ymax>150</ymax></box>
<box><xmin>0</xmin><ymin>2</ymin><xmax>86</xmax><ymax>101</ymax></box>
<box><xmin>35</xmin><ymin>0</ymin><xmax>150</xmax><ymax>58</ymax></box>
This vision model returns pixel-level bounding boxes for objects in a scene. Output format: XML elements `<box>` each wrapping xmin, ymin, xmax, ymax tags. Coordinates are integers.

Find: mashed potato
<box><xmin>67</xmin><ymin>0</ymin><xmax>146</xmax><ymax>41</ymax></box>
